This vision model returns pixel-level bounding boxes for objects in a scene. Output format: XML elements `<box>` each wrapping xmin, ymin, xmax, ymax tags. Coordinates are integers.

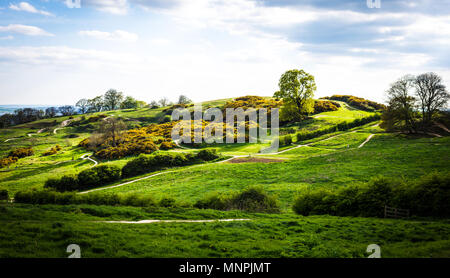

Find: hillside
<box><xmin>0</xmin><ymin>95</ymin><xmax>449</xmax><ymax>258</ymax></box>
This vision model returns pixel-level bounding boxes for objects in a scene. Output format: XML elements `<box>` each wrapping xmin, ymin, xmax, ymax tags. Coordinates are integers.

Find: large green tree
<box><xmin>103</xmin><ymin>89</ymin><xmax>124</xmax><ymax>111</ymax></box>
<box><xmin>274</xmin><ymin>69</ymin><xmax>316</xmax><ymax>122</ymax></box>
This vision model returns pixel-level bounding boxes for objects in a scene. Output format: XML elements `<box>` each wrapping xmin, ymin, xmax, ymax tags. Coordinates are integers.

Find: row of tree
<box><xmin>0</xmin><ymin>89</ymin><xmax>193</xmax><ymax>128</ymax></box>
<box><xmin>381</xmin><ymin>72</ymin><xmax>450</xmax><ymax>132</ymax></box>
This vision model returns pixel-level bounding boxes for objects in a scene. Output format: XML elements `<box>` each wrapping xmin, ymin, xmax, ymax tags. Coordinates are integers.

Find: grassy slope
<box><xmin>1</xmin><ymin>97</ymin><xmax>449</xmax><ymax>258</ymax></box>
<box><xmin>1</xmin><ymin>203</ymin><xmax>449</xmax><ymax>258</ymax></box>
<box><xmin>98</xmin><ymin>132</ymin><xmax>450</xmax><ymax>210</ymax></box>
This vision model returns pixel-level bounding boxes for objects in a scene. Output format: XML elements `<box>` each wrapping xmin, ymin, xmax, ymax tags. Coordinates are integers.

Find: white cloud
<box><xmin>83</xmin><ymin>0</ymin><xmax>128</xmax><ymax>14</ymax></box>
<box><xmin>64</xmin><ymin>0</ymin><xmax>81</xmax><ymax>9</ymax></box>
<box><xmin>9</xmin><ymin>2</ymin><xmax>54</xmax><ymax>16</ymax></box>
<box><xmin>0</xmin><ymin>24</ymin><xmax>54</xmax><ymax>36</ymax></box>
<box><xmin>79</xmin><ymin>30</ymin><xmax>138</xmax><ymax>42</ymax></box>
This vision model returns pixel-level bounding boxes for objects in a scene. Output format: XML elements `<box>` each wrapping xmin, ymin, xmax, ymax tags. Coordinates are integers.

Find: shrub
<box><xmin>292</xmin><ymin>173</ymin><xmax>450</xmax><ymax>218</ymax></box>
<box><xmin>195</xmin><ymin>187</ymin><xmax>280</xmax><ymax>213</ymax></box>
<box><xmin>194</xmin><ymin>192</ymin><xmax>232</xmax><ymax>210</ymax></box>
<box><xmin>160</xmin><ymin>141</ymin><xmax>176</xmax><ymax>150</ymax></box>
<box><xmin>42</xmin><ymin>145</ymin><xmax>62</xmax><ymax>156</ymax></box>
<box><xmin>313</xmin><ymin>100</ymin><xmax>339</xmax><ymax>113</ymax></box>
<box><xmin>196</xmin><ymin>149</ymin><xmax>219</xmax><ymax>161</ymax></box>
<box><xmin>14</xmin><ymin>190</ymin><xmax>157</xmax><ymax>207</ymax></box>
<box><xmin>409</xmin><ymin>172</ymin><xmax>450</xmax><ymax>217</ymax></box>
<box><xmin>8</xmin><ymin>147</ymin><xmax>34</xmax><ymax>158</ymax></box>
<box><xmin>0</xmin><ymin>189</ymin><xmax>8</xmax><ymax>200</ymax></box>
<box><xmin>230</xmin><ymin>186</ymin><xmax>279</xmax><ymax>212</ymax></box>
<box><xmin>44</xmin><ymin>175</ymin><xmax>79</xmax><ymax>192</ymax></box>
<box><xmin>159</xmin><ymin>197</ymin><xmax>177</xmax><ymax>208</ymax></box>
<box><xmin>122</xmin><ymin>152</ymin><xmax>198</xmax><ymax>178</ymax></box>
<box><xmin>77</xmin><ymin>165</ymin><xmax>121</xmax><ymax>189</ymax></box>
<box><xmin>292</xmin><ymin>188</ymin><xmax>336</xmax><ymax>216</ymax></box>
<box><xmin>0</xmin><ymin>156</ymin><xmax>18</xmax><ymax>168</ymax></box>
<box><xmin>323</xmin><ymin>95</ymin><xmax>386</xmax><ymax>111</ymax></box>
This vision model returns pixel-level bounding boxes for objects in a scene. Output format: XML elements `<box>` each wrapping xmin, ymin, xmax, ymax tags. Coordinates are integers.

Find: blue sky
<box><xmin>0</xmin><ymin>0</ymin><xmax>449</xmax><ymax>105</ymax></box>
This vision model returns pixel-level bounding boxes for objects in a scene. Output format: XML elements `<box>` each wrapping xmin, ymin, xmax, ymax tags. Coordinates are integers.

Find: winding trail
<box><xmin>81</xmin><ymin>153</ymin><xmax>98</xmax><ymax>166</ymax></box>
<box><xmin>4</xmin><ymin>138</ymin><xmax>19</xmax><ymax>142</ymax></box>
<box><xmin>358</xmin><ymin>134</ymin><xmax>375</xmax><ymax>148</ymax></box>
<box><xmin>78</xmin><ymin>127</ymin><xmax>378</xmax><ymax>194</ymax></box>
<box><xmin>53</xmin><ymin>119</ymin><xmax>73</xmax><ymax>134</ymax></box>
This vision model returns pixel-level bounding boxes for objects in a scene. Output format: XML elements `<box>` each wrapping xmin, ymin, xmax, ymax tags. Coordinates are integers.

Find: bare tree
<box><xmin>88</xmin><ymin>96</ymin><xmax>104</xmax><ymax>112</ymax></box>
<box><xmin>58</xmin><ymin>105</ymin><xmax>76</xmax><ymax>116</ymax></box>
<box><xmin>384</xmin><ymin>75</ymin><xmax>417</xmax><ymax>132</ymax></box>
<box><xmin>99</xmin><ymin>117</ymin><xmax>126</xmax><ymax>147</ymax></box>
<box><xmin>76</xmin><ymin>99</ymin><xmax>89</xmax><ymax>114</ymax></box>
<box><xmin>158</xmin><ymin>97</ymin><xmax>172</xmax><ymax>107</ymax></box>
<box><xmin>415</xmin><ymin>72</ymin><xmax>450</xmax><ymax>126</ymax></box>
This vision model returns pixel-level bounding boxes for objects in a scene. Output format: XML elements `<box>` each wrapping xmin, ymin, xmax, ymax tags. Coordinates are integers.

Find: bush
<box><xmin>313</xmin><ymin>100</ymin><xmax>339</xmax><ymax>113</ymax></box>
<box><xmin>8</xmin><ymin>147</ymin><xmax>34</xmax><ymax>158</ymax></box>
<box><xmin>0</xmin><ymin>156</ymin><xmax>18</xmax><ymax>168</ymax></box>
<box><xmin>196</xmin><ymin>149</ymin><xmax>219</xmax><ymax>161</ymax></box>
<box><xmin>194</xmin><ymin>192</ymin><xmax>232</xmax><ymax>210</ymax></box>
<box><xmin>122</xmin><ymin>152</ymin><xmax>198</xmax><ymax>178</ymax></box>
<box><xmin>195</xmin><ymin>187</ymin><xmax>280</xmax><ymax>213</ymax></box>
<box><xmin>44</xmin><ymin>175</ymin><xmax>79</xmax><ymax>192</ymax></box>
<box><xmin>14</xmin><ymin>190</ymin><xmax>157</xmax><ymax>207</ymax></box>
<box><xmin>160</xmin><ymin>141</ymin><xmax>176</xmax><ymax>150</ymax></box>
<box><xmin>42</xmin><ymin>145</ymin><xmax>62</xmax><ymax>156</ymax></box>
<box><xmin>409</xmin><ymin>172</ymin><xmax>450</xmax><ymax>217</ymax></box>
<box><xmin>0</xmin><ymin>189</ymin><xmax>8</xmax><ymax>200</ymax></box>
<box><xmin>77</xmin><ymin>165</ymin><xmax>121</xmax><ymax>189</ymax></box>
<box><xmin>323</xmin><ymin>95</ymin><xmax>386</xmax><ymax>111</ymax></box>
<box><xmin>45</xmin><ymin>164</ymin><xmax>121</xmax><ymax>192</ymax></box>
<box><xmin>159</xmin><ymin>197</ymin><xmax>177</xmax><ymax>207</ymax></box>
<box><xmin>292</xmin><ymin>172</ymin><xmax>450</xmax><ymax>218</ymax></box>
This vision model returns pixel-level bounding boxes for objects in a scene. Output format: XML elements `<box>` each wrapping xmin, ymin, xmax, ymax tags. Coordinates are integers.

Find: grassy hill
<box><xmin>0</xmin><ymin>95</ymin><xmax>449</xmax><ymax>258</ymax></box>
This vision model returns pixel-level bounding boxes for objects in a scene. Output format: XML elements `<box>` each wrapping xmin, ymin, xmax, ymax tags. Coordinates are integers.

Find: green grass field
<box><xmin>1</xmin><ymin>203</ymin><xmax>449</xmax><ymax>258</ymax></box>
<box><xmin>1</xmin><ymin>97</ymin><xmax>449</xmax><ymax>258</ymax></box>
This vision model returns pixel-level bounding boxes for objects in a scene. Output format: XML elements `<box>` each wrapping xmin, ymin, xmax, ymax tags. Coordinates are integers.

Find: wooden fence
<box><xmin>384</xmin><ymin>205</ymin><xmax>410</xmax><ymax>218</ymax></box>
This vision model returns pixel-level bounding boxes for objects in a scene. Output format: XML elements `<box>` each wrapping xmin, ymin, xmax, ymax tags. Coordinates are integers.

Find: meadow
<box><xmin>0</xmin><ymin>97</ymin><xmax>449</xmax><ymax>258</ymax></box>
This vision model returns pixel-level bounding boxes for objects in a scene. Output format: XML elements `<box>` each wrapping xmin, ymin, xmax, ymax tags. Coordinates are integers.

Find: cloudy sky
<box><xmin>0</xmin><ymin>0</ymin><xmax>449</xmax><ymax>105</ymax></box>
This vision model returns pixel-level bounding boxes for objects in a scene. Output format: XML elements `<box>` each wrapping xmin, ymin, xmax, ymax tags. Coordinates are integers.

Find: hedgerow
<box><xmin>14</xmin><ymin>190</ymin><xmax>158</xmax><ymax>207</ymax></box>
<box><xmin>121</xmin><ymin>150</ymin><xmax>218</xmax><ymax>178</ymax></box>
<box><xmin>292</xmin><ymin>172</ymin><xmax>450</xmax><ymax>218</ymax></box>
<box><xmin>295</xmin><ymin>114</ymin><xmax>380</xmax><ymax>142</ymax></box>
<box><xmin>45</xmin><ymin>165</ymin><xmax>121</xmax><ymax>192</ymax></box>
<box><xmin>194</xmin><ymin>186</ymin><xmax>280</xmax><ymax>213</ymax></box>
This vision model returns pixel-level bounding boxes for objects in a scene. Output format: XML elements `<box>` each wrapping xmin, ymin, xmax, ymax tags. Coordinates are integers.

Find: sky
<box><xmin>0</xmin><ymin>0</ymin><xmax>449</xmax><ymax>105</ymax></box>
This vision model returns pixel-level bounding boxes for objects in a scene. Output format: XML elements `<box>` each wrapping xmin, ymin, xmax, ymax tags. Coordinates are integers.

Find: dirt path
<box><xmin>27</xmin><ymin>128</ymin><xmax>45</xmax><ymax>137</ymax></box>
<box><xmin>4</xmin><ymin>138</ymin><xmax>19</xmax><ymax>142</ymax></box>
<box><xmin>53</xmin><ymin>119</ymin><xmax>73</xmax><ymax>134</ymax></box>
<box><xmin>100</xmin><ymin>219</ymin><xmax>251</xmax><ymax>224</ymax></box>
<box><xmin>358</xmin><ymin>134</ymin><xmax>375</xmax><ymax>148</ymax></box>
<box><xmin>78</xmin><ymin>124</ymin><xmax>381</xmax><ymax>194</ymax></box>
<box><xmin>81</xmin><ymin>154</ymin><xmax>98</xmax><ymax>166</ymax></box>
